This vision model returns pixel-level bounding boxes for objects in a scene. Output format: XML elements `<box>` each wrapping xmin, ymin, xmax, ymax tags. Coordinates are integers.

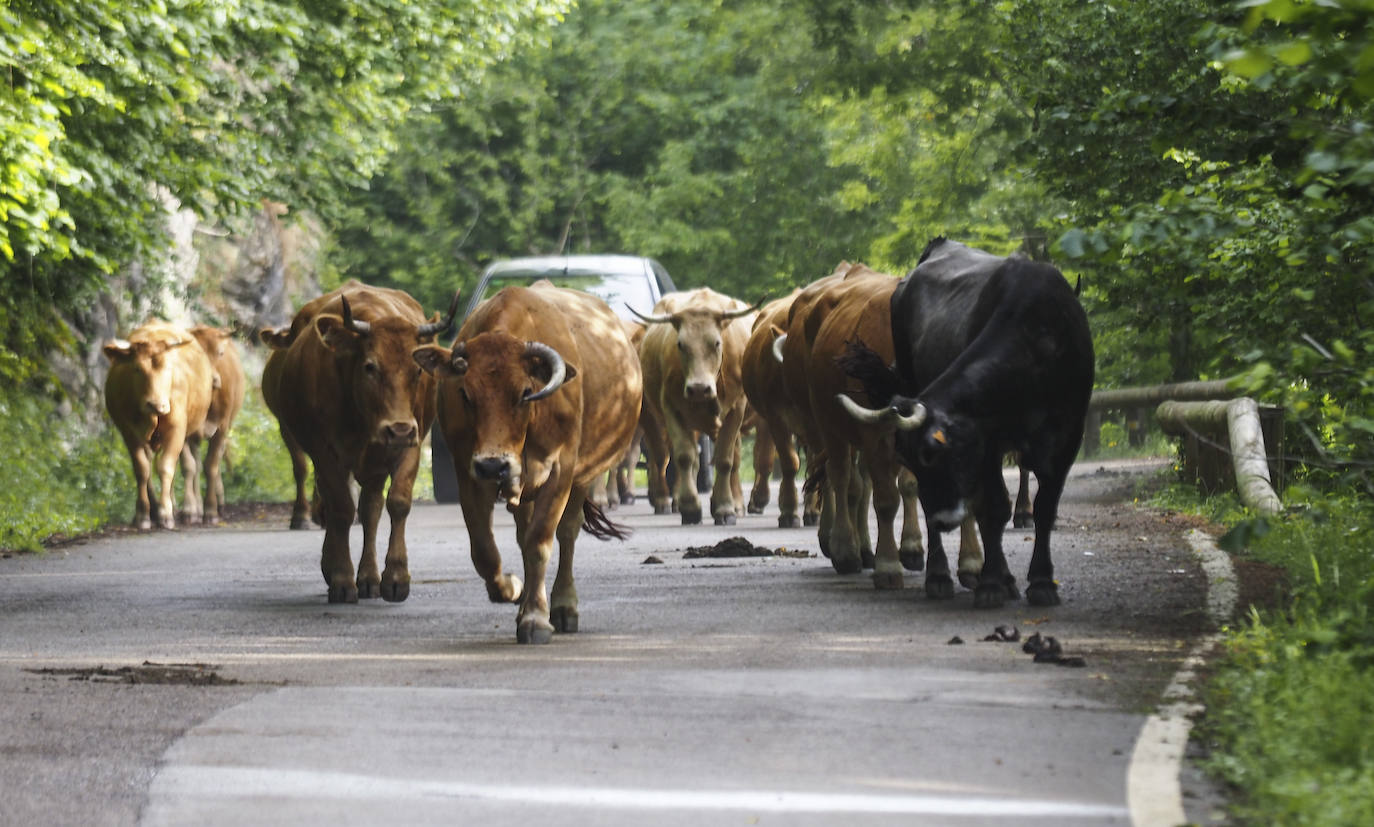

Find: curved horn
<box><xmin>418</xmin><ymin>290</ymin><xmax>461</xmax><ymax>339</ymax></box>
<box><xmin>340</xmin><ymin>296</ymin><xmax>371</xmax><ymax>335</ymax></box>
<box><xmin>893</xmin><ymin>401</ymin><xmax>929</xmax><ymax>432</ymax></box>
<box><xmin>772</xmin><ymin>333</ymin><xmax>787</xmax><ymax>363</ymax></box>
<box><xmin>836</xmin><ymin>393</ymin><xmax>896</xmax><ymax>426</ymax></box>
<box><xmin>626</xmin><ymin>304</ymin><xmax>675</xmax><ymax>325</ymax></box>
<box><xmin>522</xmin><ymin>341</ymin><xmax>567</xmax><ymax>402</ymax></box>
<box><xmin>718</xmin><ymin>297</ymin><xmax>765</xmax><ymax>322</ymax></box>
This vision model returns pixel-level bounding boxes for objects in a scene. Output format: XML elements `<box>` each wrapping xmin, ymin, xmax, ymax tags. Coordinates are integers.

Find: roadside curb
<box><xmin>1126</xmin><ymin>529</ymin><xmax>1236</xmax><ymax>826</ymax></box>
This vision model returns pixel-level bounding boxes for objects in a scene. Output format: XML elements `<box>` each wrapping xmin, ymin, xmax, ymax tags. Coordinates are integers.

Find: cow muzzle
<box><xmin>929</xmin><ymin>500</ymin><xmax>968</xmax><ymax>532</ymax></box>
<box><xmin>377</xmin><ymin>420</ymin><xmax>420</xmax><ymax>446</ymax></box>
<box><xmin>471</xmin><ymin>455</ymin><xmax>522</xmax><ymax>508</ymax></box>
<box><xmin>144</xmin><ymin>399</ymin><xmax>172</xmax><ymax>416</ymax></box>
<box><xmin>685</xmin><ymin>381</ymin><xmax>717</xmax><ymax>401</ymax></box>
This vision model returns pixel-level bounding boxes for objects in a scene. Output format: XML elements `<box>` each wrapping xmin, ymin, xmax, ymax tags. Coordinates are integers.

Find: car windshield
<box><xmin>474</xmin><ymin>271</ymin><xmax>660</xmax><ymax>321</ymax></box>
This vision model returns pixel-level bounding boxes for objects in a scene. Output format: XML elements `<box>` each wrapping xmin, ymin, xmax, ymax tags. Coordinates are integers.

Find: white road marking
<box><xmin>1126</xmin><ymin>529</ymin><xmax>1235</xmax><ymax>826</ymax></box>
<box><xmin>152</xmin><ymin>765</ymin><xmax>1129</xmax><ymax>819</ymax></box>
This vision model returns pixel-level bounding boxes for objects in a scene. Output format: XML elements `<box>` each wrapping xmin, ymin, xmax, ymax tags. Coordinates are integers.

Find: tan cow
<box><xmin>740</xmin><ymin>289</ymin><xmax>811</xmax><ymax>528</ymax></box>
<box><xmin>103</xmin><ymin>321</ymin><xmax>215</xmax><ymax>530</ymax></box>
<box><xmin>633</xmin><ymin>288</ymin><xmax>758</xmax><ymax>525</ymax></box>
<box><xmin>260</xmin><ymin>280</ymin><xmax>457</xmax><ymax>603</ymax></box>
<box><xmin>185</xmin><ymin>326</ymin><xmax>245</xmax><ymax>524</ymax></box>
<box><xmin>414</xmin><ymin>281</ymin><xmax>642</xmax><ymax>644</ymax></box>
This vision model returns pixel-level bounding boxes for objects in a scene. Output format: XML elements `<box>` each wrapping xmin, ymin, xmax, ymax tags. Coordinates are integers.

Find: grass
<box><xmin>1153</xmin><ymin>476</ymin><xmax>1374</xmax><ymax>825</ymax></box>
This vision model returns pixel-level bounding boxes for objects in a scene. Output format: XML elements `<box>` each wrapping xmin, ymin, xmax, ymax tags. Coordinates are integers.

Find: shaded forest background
<box><xmin>3</xmin><ymin>0</ymin><xmax>1372</xmax><ymax>498</ymax></box>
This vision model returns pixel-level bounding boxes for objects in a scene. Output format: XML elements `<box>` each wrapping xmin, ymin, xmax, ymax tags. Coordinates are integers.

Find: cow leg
<box><xmin>866</xmin><ymin>452</ymin><xmax>904</xmax><ymax>590</ymax></box>
<box><xmin>640</xmin><ymin>413</ymin><xmax>673</xmax><ymax>515</ymax></box>
<box><xmin>353</xmin><ymin>471</ymin><xmax>386</xmax><ymax>600</ymax></box>
<box><xmin>154</xmin><ymin>428</ymin><xmax>191</xmax><ymax>530</ymax></box>
<box><xmin>897</xmin><ymin>467</ymin><xmax>924</xmax><ymax>571</ymax></box>
<box><xmin>202</xmin><ymin>427</ymin><xmax>230</xmax><ymax>524</ymax></box>
<box><xmin>820</xmin><ymin>444</ymin><xmax>862</xmax><ymax>574</ymax></box>
<box><xmin>973</xmin><ymin>464</ymin><xmax>1017</xmax><ymax>609</ymax></box>
<box><xmin>178</xmin><ymin>436</ymin><xmax>203</xmax><ymax>525</ymax></box>
<box><xmin>801</xmin><ymin>445</ymin><xmax>822</xmax><ymax>527</ymax></box>
<box><xmin>1013</xmin><ymin>463</ymin><xmax>1034</xmax><ymax>528</ymax></box>
<box><xmin>1025</xmin><ymin>460</ymin><xmax>1071</xmax><ymax>607</ymax></box>
<box><xmin>666</xmin><ymin>410</ymin><xmax>703</xmax><ymax>525</ymax></box>
<box><xmin>515</xmin><ymin>482</ymin><xmax>572</xmax><ymax>644</ymax></box>
<box><xmin>922</xmin><ymin>515</ymin><xmax>955</xmax><ymax>599</ymax></box>
<box><xmin>142</xmin><ymin>447</ymin><xmax>161</xmax><ymax>528</ymax></box>
<box><xmin>550</xmin><ymin>489</ymin><xmax>586</xmax><ymax>635</ymax></box>
<box><xmin>853</xmin><ymin>464</ymin><xmax>874</xmax><ymax>568</ymax></box>
<box><xmin>771</xmin><ymin>426</ymin><xmax>801</xmax><ymax>528</ymax></box>
<box><xmin>458</xmin><ymin>477</ymin><xmax>522</xmax><ymax>605</ymax></box>
<box><xmin>378</xmin><ymin>447</ymin><xmax>420</xmax><ymax>602</ymax></box>
<box><xmin>748</xmin><ymin>418</ymin><xmax>773</xmax><ymax>514</ymax></box>
<box><xmin>279</xmin><ymin>424</ymin><xmax>313</xmax><ymax>530</ymax></box>
<box><xmin>315</xmin><ymin>467</ymin><xmax>359</xmax><ymax>603</ymax></box>
<box><xmin>729</xmin><ymin>436</ymin><xmax>745</xmax><ymax>516</ymax></box>
<box><xmin>120</xmin><ymin>439</ymin><xmax>156</xmax><ymax>530</ymax></box>
<box><xmin>956</xmin><ymin>515</ymin><xmax>985</xmax><ymax>590</ymax></box>
<box><xmin>709</xmin><ymin>404</ymin><xmax>745</xmax><ymax>525</ymax></box>
<box><xmin>616</xmin><ymin>428</ymin><xmax>642</xmax><ymax>505</ymax></box>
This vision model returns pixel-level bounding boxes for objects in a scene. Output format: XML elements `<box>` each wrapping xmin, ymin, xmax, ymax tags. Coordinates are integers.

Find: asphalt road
<box><xmin>0</xmin><ymin>458</ymin><xmax>1219</xmax><ymax>826</ymax></box>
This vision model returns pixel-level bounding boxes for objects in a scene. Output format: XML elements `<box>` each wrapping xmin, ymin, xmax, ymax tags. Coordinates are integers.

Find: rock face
<box><xmin>55</xmin><ymin>200</ymin><xmax>323</xmax><ymax>428</ymax></box>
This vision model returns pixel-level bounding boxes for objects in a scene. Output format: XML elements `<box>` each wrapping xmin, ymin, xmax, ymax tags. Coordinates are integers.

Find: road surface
<box><xmin>0</xmin><ymin>459</ymin><xmax>1222</xmax><ymax>826</ymax></box>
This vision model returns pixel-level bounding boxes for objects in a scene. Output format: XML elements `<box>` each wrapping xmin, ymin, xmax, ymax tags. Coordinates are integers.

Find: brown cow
<box><xmin>779</xmin><ymin>263</ymin><xmax>984</xmax><ymax>592</ymax></box>
<box><xmin>260</xmin><ymin>280</ymin><xmax>456</xmax><ymax>603</ymax></box>
<box><xmin>103</xmin><ymin>321</ymin><xmax>215</xmax><ymax>530</ymax></box>
<box><xmin>740</xmin><ymin>289</ymin><xmax>811</xmax><ymax>528</ymax></box>
<box><xmin>633</xmin><ymin>288</ymin><xmax>757</xmax><ymax>525</ymax></box>
<box><xmin>185</xmin><ymin>326</ymin><xmax>245</xmax><ymax>524</ymax></box>
<box><xmin>414</xmin><ymin>281</ymin><xmax>642</xmax><ymax>644</ymax></box>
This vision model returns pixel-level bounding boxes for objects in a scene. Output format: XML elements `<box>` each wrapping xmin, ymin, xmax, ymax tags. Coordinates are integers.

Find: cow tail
<box><xmin>803</xmin><ymin>457</ymin><xmax>828</xmax><ymax>498</ymax></box>
<box><xmin>582</xmin><ymin>500</ymin><xmax>632</xmax><ymax>541</ymax></box>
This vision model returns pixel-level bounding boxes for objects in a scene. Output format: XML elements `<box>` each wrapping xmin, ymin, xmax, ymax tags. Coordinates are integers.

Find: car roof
<box><xmin>465</xmin><ymin>254</ymin><xmax>677</xmax><ymax>321</ymax></box>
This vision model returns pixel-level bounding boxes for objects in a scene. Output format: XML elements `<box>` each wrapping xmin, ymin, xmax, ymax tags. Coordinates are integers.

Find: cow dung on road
<box><xmin>682</xmin><ymin>537</ymin><xmax>811</xmax><ymax>559</ymax></box>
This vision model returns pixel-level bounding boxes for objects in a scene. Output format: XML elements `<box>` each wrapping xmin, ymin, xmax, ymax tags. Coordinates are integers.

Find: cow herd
<box><xmin>102</xmin><ymin>238</ymin><xmax>1094</xmax><ymax>643</ymax></box>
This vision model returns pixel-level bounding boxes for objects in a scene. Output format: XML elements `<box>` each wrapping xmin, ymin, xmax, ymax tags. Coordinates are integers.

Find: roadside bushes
<box><xmin>1200</xmin><ymin>501</ymin><xmax>1374</xmax><ymax>825</ymax></box>
<box><xmin>0</xmin><ymin>390</ymin><xmax>127</xmax><ymax>551</ymax></box>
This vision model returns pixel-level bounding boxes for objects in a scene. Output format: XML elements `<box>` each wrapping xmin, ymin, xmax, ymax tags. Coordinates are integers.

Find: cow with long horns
<box><xmin>633</xmin><ymin>288</ymin><xmax>759</xmax><ymax>525</ymax></box>
<box><xmin>839</xmin><ymin>239</ymin><xmax>1094</xmax><ymax>608</ymax></box>
<box><xmin>261</xmin><ymin>280</ymin><xmax>458</xmax><ymax>604</ymax></box>
<box><xmin>414</xmin><ymin>281</ymin><xmax>642</xmax><ymax>644</ymax></box>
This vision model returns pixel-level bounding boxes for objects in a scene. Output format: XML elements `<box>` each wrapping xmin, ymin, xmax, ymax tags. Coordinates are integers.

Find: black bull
<box><xmin>838</xmin><ymin>238</ymin><xmax>1094</xmax><ymax>609</ymax></box>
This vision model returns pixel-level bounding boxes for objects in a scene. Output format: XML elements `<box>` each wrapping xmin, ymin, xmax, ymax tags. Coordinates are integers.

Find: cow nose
<box><xmin>383</xmin><ymin>421</ymin><xmax>418</xmax><ymax>443</ymax></box>
<box><xmin>145</xmin><ymin>399</ymin><xmax>171</xmax><ymax>416</ymax></box>
<box><xmin>685</xmin><ymin>382</ymin><xmax>716</xmax><ymax>400</ymax></box>
<box><xmin>473</xmin><ymin>457</ymin><xmax>511</xmax><ymax>482</ymax></box>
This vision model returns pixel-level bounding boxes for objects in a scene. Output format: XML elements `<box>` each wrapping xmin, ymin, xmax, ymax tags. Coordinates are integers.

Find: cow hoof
<box><xmin>872</xmin><ymin>571</ymin><xmax>903</xmax><ymax>590</ymax></box>
<box><xmin>517</xmin><ymin>623</ymin><xmax>554</xmax><ymax>645</ymax></box>
<box><xmin>900</xmin><ymin>550</ymin><xmax>925</xmax><ymax>572</ymax></box>
<box><xmin>680</xmin><ymin>511</ymin><xmax>703</xmax><ymax>526</ymax></box>
<box><xmin>381</xmin><ymin>582</ymin><xmax>409</xmax><ymax>603</ymax></box>
<box><xmin>1026</xmin><ymin>582</ymin><xmax>1060</xmax><ymax>606</ymax></box>
<box><xmin>830</xmin><ymin>556</ymin><xmax>862</xmax><ymax>576</ymax></box>
<box><xmin>620</xmin><ymin>493</ymin><xmax>636</xmax><ymax>506</ymax></box>
<box><xmin>802</xmin><ymin>513</ymin><xmax>819</xmax><ymax>527</ymax></box>
<box><xmin>777</xmin><ymin>515</ymin><xmax>800</xmax><ymax>528</ymax></box>
<box><xmin>860</xmin><ymin>550</ymin><xmax>875</xmax><ymax>569</ymax></box>
<box><xmin>134</xmin><ymin>519</ymin><xmax>153</xmax><ymax>531</ymax></box>
<box><xmin>973</xmin><ymin>584</ymin><xmax>1006</xmax><ymax>609</ymax></box>
<box><xmin>1004</xmin><ymin>578</ymin><xmax>1023</xmax><ymax>602</ymax></box>
<box><xmin>486</xmin><ymin>575</ymin><xmax>523</xmax><ymax>604</ymax></box>
<box><xmin>925</xmin><ymin>575</ymin><xmax>955</xmax><ymax>600</ymax></box>
<box><xmin>1013</xmin><ymin>513</ymin><xmax>1034</xmax><ymax>529</ymax></box>
<box><xmin>551</xmin><ymin>607</ymin><xmax>579</xmax><ymax>633</ymax></box>
<box><xmin>328</xmin><ymin>584</ymin><xmax>359</xmax><ymax>604</ymax></box>
<box><xmin>747</xmin><ymin>504</ymin><xmax>765</xmax><ymax>515</ymax></box>
<box><xmin>713</xmin><ymin>513</ymin><xmax>737</xmax><ymax>526</ymax></box>
<box><xmin>653</xmin><ymin>504</ymin><xmax>672</xmax><ymax>516</ymax></box>
<box><xmin>289</xmin><ymin>516</ymin><xmax>314</xmax><ymax>530</ymax></box>
<box><xmin>958</xmin><ymin>571</ymin><xmax>981</xmax><ymax>591</ymax></box>
<box><xmin>357</xmin><ymin>582</ymin><xmax>381</xmax><ymax>600</ymax></box>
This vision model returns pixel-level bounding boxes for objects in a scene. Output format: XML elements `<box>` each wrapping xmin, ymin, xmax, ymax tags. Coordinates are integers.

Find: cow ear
<box><xmin>314</xmin><ymin>314</ymin><xmax>360</xmax><ymax>352</ymax></box>
<box><xmin>103</xmin><ymin>340</ymin><xmax>134</xmax><ymax>362</ymax></box>
<box><xmin>413</xmin><ymin>344</ymin><xmax>458</xmax><ymax>378</ymax></box>
<box><xmin>260</xmin><ymin>327</ymin><xmax>293</xmax><ymax>349</ymax></box>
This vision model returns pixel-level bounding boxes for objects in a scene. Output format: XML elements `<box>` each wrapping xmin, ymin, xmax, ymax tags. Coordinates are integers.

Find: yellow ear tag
<box><xmin>931</xmin><ymin>429</ymin><xmax>947</xmax><ymax>445</ymax></box>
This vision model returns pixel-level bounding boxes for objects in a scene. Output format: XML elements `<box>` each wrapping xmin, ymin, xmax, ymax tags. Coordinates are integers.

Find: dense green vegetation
<box><xmin>3</xmin><ymin>1</ymin><xmax>1374</xmax><ymax>820</ymax></box>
